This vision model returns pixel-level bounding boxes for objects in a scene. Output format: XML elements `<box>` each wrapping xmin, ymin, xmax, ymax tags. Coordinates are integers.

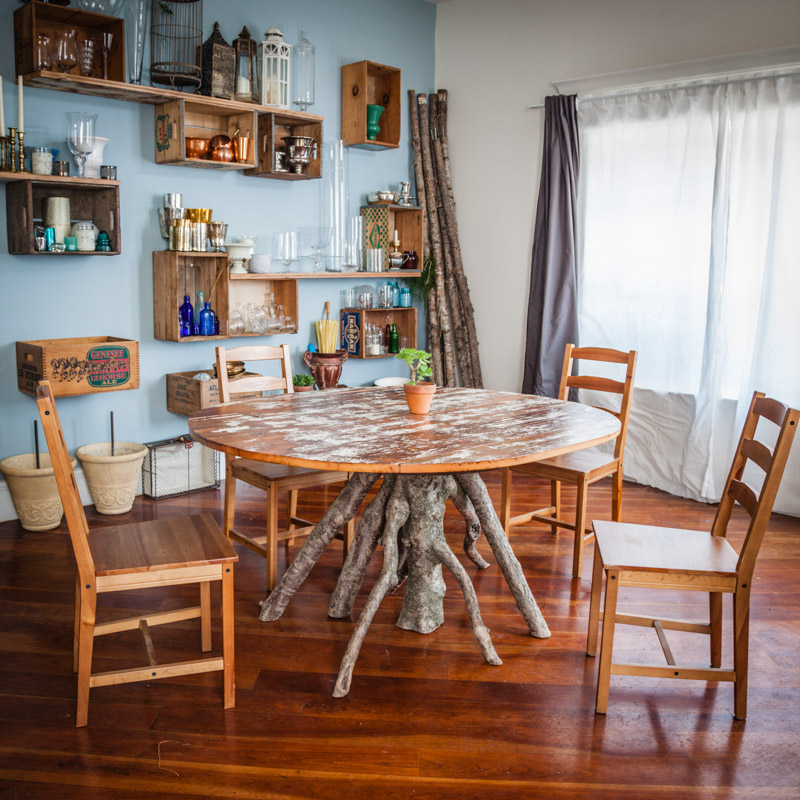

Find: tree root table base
<box><xmin>259</xmin><ymin>472</ymin><xmax>551</xmax><ymax>697</ymax></box>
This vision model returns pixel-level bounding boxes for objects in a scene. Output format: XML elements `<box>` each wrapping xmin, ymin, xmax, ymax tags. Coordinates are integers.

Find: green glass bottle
<box><xmin>389</xmin><ymin>323</ymin><xmax>399</xmax><ymax>354</ymax></box>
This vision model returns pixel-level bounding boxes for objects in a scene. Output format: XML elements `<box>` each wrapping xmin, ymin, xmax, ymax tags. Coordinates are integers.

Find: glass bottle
<box><xmin>392</xmin><ymin>282</ymin><xmax>401</xmax><ymax>307</ymax></box>
<box><xmin>389</xmin><ymin>323</ymin><xmax>399</xmax><ymax>354</ymax></box>
<box><xmin>194</xmin><ymin>290</ymin><xmax>205</xmax><ymax>335</ymax></box>
<box><xmin>292</xmin><ymin>28</ymin><xmax>315</xmax><ymax>111</ymax></box>
<box><xmin>179</xmin><ymin>295</ymin><xmax>194</xmax><ymax>337</ymax></box>
<box><xmin>199</xmin><ymin>302</ymin><xmax>215</xmax><ymax>336</ymax></box>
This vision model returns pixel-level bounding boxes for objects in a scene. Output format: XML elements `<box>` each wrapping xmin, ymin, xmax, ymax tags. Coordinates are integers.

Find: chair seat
<box><xmin>593</xmin><ymin>520</ymin><xmax>739</xmax><ymax>576</ymax></box>
<box><xmin>513</xmin><ymin>448</ymin><xmax>618</xmax><ymax>481</ymax></box>
<box><xmin>231</xmin><ymin>457</ymin><xmax>348</xmax><ymax>487</ymax></box>
<box><xmin>90</xmin><ymin>513</ymin><xmax>237</xmax><ymax>577</ymax></box>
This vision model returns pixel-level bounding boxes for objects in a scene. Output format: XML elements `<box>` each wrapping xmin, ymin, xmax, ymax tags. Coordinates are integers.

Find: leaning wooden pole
<box><xmin>418</xmin><ymin>93</ymin><xmax>457</xmax><ymax>387</ymax></box>
<box><xmin>408</xmin><ymin>89</ymin><xmax>443</xmax><ymax>385</ymax></box>
<box><xmin>436</xmin><ymin>90</ymin><xmax>483</xmax><ymax>387</ymax></box>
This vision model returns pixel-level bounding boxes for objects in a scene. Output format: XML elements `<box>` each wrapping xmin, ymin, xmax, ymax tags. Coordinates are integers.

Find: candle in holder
<box><xmin>17</xmin><ymin>75</ymin><xmax>23</xmax><ymax>132</ymax></box>
<box><xmin>0</xmin><ymin>75</ymin><xmax>5</xmax><ymax>133</ymax></box>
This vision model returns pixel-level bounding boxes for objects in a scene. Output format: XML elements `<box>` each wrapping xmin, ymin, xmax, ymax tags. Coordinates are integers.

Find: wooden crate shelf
<box><xmin>6</xmin><ymin>177</ymin><xmax>120</xmax><ymax>255</ymax></box>
<box><xmin>360</xmin><ymin>205</ymin><xmax>423</xmax><ymax>272</ymax></box>
<box><xmin>245</xmin><ymin>113</ymin><xmax>322</xmax><ymax>181</ymax></box>
<box><xmin>266</xmin><ymin>271</ymin><xmax>423</xmax><ymax>280</ymax></box>
<box><xmin>342</xmin><ymin>61</ymin><xmax>401</xmax><ymax>150</ymax></box>
<box><xmin>340</xmin><ymin>307</ymin><xmax>417</xmax><ymax>359</ymax></box>
<box><xmin>15</xmin><ymin>2</ymin><xmax>125</xmax><ymax>83</ymax></box>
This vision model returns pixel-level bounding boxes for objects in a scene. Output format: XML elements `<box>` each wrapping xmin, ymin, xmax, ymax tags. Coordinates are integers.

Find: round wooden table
<box><xmin>190</xmin><ymin>386</ymin><xmax>620</xmax><ymax>696</ymax></box>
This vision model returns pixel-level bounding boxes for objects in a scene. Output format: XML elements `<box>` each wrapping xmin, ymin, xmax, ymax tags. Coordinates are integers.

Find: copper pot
<box><xmin>302</xmin><ymin>350</ymin><xmax>348</xmax><ymax>390</ymax></box>
<box><xmin>185</xmin><ymin>137</ymin><xmax>210</xmax><ymax>159</ymax></box>
<box><xmin>209</xmin><ymin>135</ymin><xmax>234</xmax><ymax>162</ymax></box>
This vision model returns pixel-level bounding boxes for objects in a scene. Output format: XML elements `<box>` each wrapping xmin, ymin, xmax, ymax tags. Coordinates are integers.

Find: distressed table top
<box><xmin>189</xmin><ymin>387</ymin><xmax>620</xmax><ymax>474</ymax></box>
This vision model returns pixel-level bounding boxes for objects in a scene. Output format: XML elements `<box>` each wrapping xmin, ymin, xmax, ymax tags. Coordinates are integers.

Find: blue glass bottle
<box><xmin>179</xmin><ymin>295</ymin><xmax>194</xmax><ymax>337</ymax></box>
<box><xmin>199</xmin><ymin>302</ymin><xmax>216</xmax><ymax>336</ymax></box>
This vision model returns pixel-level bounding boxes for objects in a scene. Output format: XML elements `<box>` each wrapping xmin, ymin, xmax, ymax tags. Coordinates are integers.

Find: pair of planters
<box><xmin>1</xmin><ymin>442</ymin><xmax>147</xmax><ymax>532</ymax></box>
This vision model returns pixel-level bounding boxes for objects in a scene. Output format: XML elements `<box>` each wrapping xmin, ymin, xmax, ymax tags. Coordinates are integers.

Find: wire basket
<box><xmin>150</xmin><ymin>0</ymin><xmax>202</xmax><ymax>89</ymax></box>
<box><xmin>141</xmin><ymin>433</ymin><xmax>220</xmax><ymax>499</ymax></box>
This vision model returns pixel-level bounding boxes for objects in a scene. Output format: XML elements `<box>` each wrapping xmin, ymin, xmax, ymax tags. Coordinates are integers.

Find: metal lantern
<box><xmin>233</xmin><ymin>26</ymin><xmax>258</xmax><ymax>103</ymax></box>
<box><xmin>150</xmin><ymin>0</ymin><xmax>203</xmax><ymax>89</ymax></box>
<box><xmin>259</xmin><ymin>27</ymin><xmax>291</xmax><ymax>109</ymax></box>
<box><xmin>197</xmin><ymin>21</ymin><xmax>234</xmax><ymax>100</ymax></box>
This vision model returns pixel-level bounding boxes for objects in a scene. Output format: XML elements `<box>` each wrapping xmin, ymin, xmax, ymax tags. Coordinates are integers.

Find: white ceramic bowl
<box><xmin>374</xmin><ymin>377</ymin><xmax>409</xmax><ymax>387</ymax></box>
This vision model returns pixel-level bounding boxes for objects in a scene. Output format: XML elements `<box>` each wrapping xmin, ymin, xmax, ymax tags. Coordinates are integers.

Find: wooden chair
<box><xmin>500</xmin><ymin>344</ymin><xmax>637</xmax><ymax>578</ymax></box>
<box><xmin>216</xmin><ymin>344</ymin><xmax>352</xmax><ymax>591</ymax></box>
<box><xmin>587</xmin><ymin>392</ymin><xmax>798</xmax><ymax>719</ymax></box>
<box><xmin>36</xmin><ymin>381</ymin><xmax>236</xmax><ymax>727</ymax></box>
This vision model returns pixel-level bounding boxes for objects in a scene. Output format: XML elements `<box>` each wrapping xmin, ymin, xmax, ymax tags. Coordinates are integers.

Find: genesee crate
<box><xmin>16</xmin><ymin>336</ymin><xmax>139</xmax><ymax>397</ymax></box>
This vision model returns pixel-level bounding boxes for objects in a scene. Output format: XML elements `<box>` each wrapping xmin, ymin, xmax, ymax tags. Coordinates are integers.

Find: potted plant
<box><xmin>395</xmin><ymin>348</ymin><xmax>436</xmax><ymax>414</ymax></box>
<box><xmin>292</xmin><ymin>374</ymin><xmax>314</xmax><ymax>393</ymax></box>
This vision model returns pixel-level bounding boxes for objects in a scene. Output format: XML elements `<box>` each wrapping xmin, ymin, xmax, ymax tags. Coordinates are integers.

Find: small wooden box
<box><xmin>360</xmin><ymin>205</ymin><xmax>423</xmax><ymax>271</ymax></box>
<box><xmin>16</xmin><ymin>336</ymin><xmax>139</xmax><ymax>397</ymax></box>
<box><xmin>341</xmin><ymin>61</ymin><xmax>401</xmax><ymax>149</ymax></box>
<box><xmin>339</xmin><ymin>307</ymin><xmax>417</xmax><ymax>359</ymax></box>
<box><xmin>15</xmin><ymin>2</ymin><xmax>125</xmax><ymax>82</ymax></box>
<box><xmin>245</xmin><ymin>112</ymin><xmax>323</xmax><ymax>181</ymax></box>
<box><xmin>166</xmin><ymin>370</ymin><xmax>261</xmax><ymax>416</ymax></box>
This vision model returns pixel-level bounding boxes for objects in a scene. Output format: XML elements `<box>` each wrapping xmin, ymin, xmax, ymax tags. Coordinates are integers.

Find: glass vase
<box><xmin>124</xmin><ymin>0</ymin><xmax>150</xmax><ymax>84</ymax></box>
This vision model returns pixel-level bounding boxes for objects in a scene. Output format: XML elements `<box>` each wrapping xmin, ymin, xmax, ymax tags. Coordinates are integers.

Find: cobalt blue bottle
<box><xmin>179</xmin><ymin>295</ymin><xmax>194</xmax><ymax>337</ymax></box>
<box><xmin>199</xmin><ymin>302</ymin><xmax>215</xmax><ymax>336</ymax></box>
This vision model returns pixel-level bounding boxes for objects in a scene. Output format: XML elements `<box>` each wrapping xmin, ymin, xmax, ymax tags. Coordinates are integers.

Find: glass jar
<box><xmin>31</xmin><ymin>147</ymin><xmax>54</xmax><ymax>175</ymax></box>
<box><xmin>74</xmin><ymin>222</ymin><xmax>96</xmax><ymax>252</ymax></box>
<box><xmin>399</xmin><ymin>287</ymin><xmax>412</xmax><ymax>308</ymax></box>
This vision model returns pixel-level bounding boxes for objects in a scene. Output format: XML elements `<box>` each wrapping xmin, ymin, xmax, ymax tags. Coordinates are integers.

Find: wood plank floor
<box><xmin>1</xmin><ymin>472</ymin><xmax>799</xmax><ymax>799</ymax></box>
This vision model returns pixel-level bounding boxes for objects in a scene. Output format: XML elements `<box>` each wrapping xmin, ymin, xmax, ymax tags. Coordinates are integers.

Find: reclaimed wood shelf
<box><xmin>340</xmin><ymin>306</ymin><xmax>417</xmax><ymax>359</ymax></box>
<box><xmin>341</xmin><ymin>61</ymin><xmax>401</xmax><ymax>150</ymax></box>
<box><xmin>361</xmin><ymin>205</ymin><xmax>423</xmax><ymax>271</ymax></box>
<box><xmin>243</xmin><ymin>271</ymin><xmax>423</xmax><ymax>280</ymax></box>
<box><xmin>5</xmin><ymin>176</ymin><xmax>120</xmax><ymax>255</ymax></box>
<box><xmin>246</xmin><ymin>112</ymin><xmax>322</xmax><ymax>181</ymax></box>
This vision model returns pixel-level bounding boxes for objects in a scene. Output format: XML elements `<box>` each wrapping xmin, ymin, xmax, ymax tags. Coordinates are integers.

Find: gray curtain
<box><xmin>522</xmin><ymin>95</ymin><xmax>580</xmax><ymax>397</ymax></box>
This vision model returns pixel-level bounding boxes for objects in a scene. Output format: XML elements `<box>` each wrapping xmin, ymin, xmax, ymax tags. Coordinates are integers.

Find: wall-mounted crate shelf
<box><xmin>245</xmin><ymin>112</ymin><xmax>322</xmax><ymax>181</ymax></box>
<box><xmin>14</xmin><ymin>1</ymin><xmax>125</xmax><ymax>83</ymax></box>
<box><xmin>152</xmin><ymin>252</ymin><xmax>299</xmax><ymax>342</ymax></box>
<box><xmin>360</xmin><ymin>205</ymin><xmax>423</xmax><ymax>271</ymax></box>
<box><xmin>266</xmin><ymin>270</ymin><xmax>423</xmax><ymax>279</ymax></box>
<box><xmin>5</xmin><ymin>175</ymin><xmax>121</xmax><ymax>255</ymax></box>
<box><xmin>340</xmin><ymin>307</ymin><xmax>417</xmax><ymax>359</ymax></box>
<box><xmin>341</xmin><ymin>61</ymin><xmax>401</xmax><ymax>150</ymax></box>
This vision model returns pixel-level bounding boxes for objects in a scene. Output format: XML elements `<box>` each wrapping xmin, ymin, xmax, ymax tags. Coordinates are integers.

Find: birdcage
<box><xmin>150</xmin><ymin>0</ymin><xmax>203</xmax><ymax>89</ymax></box>
<box><xmin>141</xmin><ymin>433</ymin><xmax>220</xmax><ymax>499</ymax></box>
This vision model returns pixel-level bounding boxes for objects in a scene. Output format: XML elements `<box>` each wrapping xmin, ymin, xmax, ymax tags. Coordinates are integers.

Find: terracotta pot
<box><xmin>0</xmin><ymin>452</ymin><xmax>77</xmax><ymax>531</ymax></box>
<box><xmin>293</xmin><ymin>384</ymin><xmax>314</xmax><ymax>392</ymax></box>
<box><xmin>303</xmin><ymin>350</ymin><xmax>348</xmax><ymax>390</ymax></box>
<box><xmin>403</xmin><ymin>382</ymin><xmax>436</xmax><ymax>415</ymax></box>
<box><xmin>76</xmin><ymin>442</ymin><xmax>148</xmax><ymax>515</ymax></box>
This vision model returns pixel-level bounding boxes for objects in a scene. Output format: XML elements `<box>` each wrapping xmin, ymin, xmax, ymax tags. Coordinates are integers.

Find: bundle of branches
<box><xmin>409</xmin><ymin>89</ymin><xmax>483</xmax><ymax>388</ymax></box>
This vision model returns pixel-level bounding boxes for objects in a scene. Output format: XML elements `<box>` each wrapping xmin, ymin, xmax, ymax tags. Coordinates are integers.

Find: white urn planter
<box><xmin>0</xmin><ymin>453</ymin><xmax>76</xmax><ymax>531</ymax></box>
<box><xmin>83</xmin><ymin>136</ymin><xmax>110</xmax><ymax>179</ymax></box>
<box><xmin>76</xmin><ymin>442</ymin><xmax>147</xmax><ymax>515</ymax></box>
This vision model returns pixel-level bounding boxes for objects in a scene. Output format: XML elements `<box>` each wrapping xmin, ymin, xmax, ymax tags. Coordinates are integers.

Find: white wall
<box><xmin>435</xmin><ymin>0</ymin><xmax>800</xmax><ymax>391</ymax></box>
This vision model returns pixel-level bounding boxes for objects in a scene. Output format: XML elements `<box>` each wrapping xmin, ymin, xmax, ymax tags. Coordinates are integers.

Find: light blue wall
<box><xmin>0</xmin><ymin>0</ymin><xmax>435</xmax><ymax>459</ymax></box>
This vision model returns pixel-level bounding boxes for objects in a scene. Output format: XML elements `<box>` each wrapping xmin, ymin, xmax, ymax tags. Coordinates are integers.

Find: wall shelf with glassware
<box><xmin>340</xmin><ymin>307</ymin><xmax>417</xmax><ymax>359</ymax></box>
<box><xmin>267</xmin><ymin>270</ymin><xmax>423</xmax><ymax>279</ymax></box>
<box><xmin>5</xmin><ymin>176</ymin><xmax>120</xmax><ymax>255</ymax></box>
<box><xmin>153</xmin><ymin>251</ymin><xmax>299</xmax><ymax>342</ymax></box>
<box><xmin>361</xmin><ymin>205</ymin><xmax>423</xmax><ymax>271</ymax></box>
<box><xmin>245</xmin><ymin>112</ymin><xmax>322</xmax><ymax>180</ymax></box>
<box><xmin>341</xmin><ymin>61</ymin><xmax>401</xmax><ymax>150</ymax></box>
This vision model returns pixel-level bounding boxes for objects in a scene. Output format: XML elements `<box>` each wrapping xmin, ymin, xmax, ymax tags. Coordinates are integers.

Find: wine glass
<box><xmin>99</xmin><ymin>32</ymin><xmax>114</xmax><ymax>81</ymax></box>
<box><xmin>54</xmin><ymin>29</ymin><xmax>78</xmax><ymax>74</ymax></box>
<box><xmin>66</xmin><ymin>112</ymin><xmax>97</xmax><ymax>178</ymax></box>
<box><xmin>273</xmin><ymin>231</ymin><xmax>298</xmax><ymax>269</ymax></box>
<box><xmin>299</xmin><ymin>226</ymin><xmax>333</xmax><ymax>273</ymax></box>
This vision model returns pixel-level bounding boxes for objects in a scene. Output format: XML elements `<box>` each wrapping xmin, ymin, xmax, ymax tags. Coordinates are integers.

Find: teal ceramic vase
<box><xmin>366</xmin><ymin>104</ymin><xmax>385</xmax><ymax>141</ymax></box>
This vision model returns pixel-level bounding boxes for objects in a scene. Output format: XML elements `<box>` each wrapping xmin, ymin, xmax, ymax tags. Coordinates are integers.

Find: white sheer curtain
<box><xmin>576</xmin><ymin>73</ymin><xmax>800</xmax><ymax>515</ymax></box>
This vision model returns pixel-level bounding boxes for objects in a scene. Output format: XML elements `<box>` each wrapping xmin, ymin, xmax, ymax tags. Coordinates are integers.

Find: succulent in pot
<box><xmin>292</xmin><ymin>373</ymin><xmax>314</xmax><ymax>392</ymax></box>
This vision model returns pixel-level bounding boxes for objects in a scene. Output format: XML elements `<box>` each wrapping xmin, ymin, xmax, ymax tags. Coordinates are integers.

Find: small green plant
<box><xmin>292</xmin><ymin>374</ymin><xmax>314</xmax><ymax>386</ymax></box>
<box><xmin>395</xmin><ymin>348</ymin><xmax>432</xmax><ymax>385</ymax></box>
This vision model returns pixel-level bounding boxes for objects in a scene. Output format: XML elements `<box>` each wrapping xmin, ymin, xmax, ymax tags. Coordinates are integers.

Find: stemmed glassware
<box><xmin>273</xmin><ymin>231</ymin><xmax>298</xmax><ymax>269</ymax></box>
<box><xmin>99</xmin><ymin>32</ymin><xmax>114</xmax><ymax>81</ymax></box>
<box><xmin>65</xmin><ymin>112</ymin><xmax>97</xmax><ymax>178</ymax></box>
<box><xmin>54</xmin><ymin>29</ymin><xmax>79</xmax><ymax>73</ymax></box>
<box><xmin>299</xmin><ymin>226</ymin><xmax>333</xmax><ymax>273</ymax></box>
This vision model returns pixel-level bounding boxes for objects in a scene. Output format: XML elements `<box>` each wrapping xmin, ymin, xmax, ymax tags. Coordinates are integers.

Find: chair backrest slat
<box><xmin>36</xmin><ymin>382</ymin><xmax>95</xmax><ymax>582</ymax></box>
<box><xmin>215</xmin><ymin>344</ymin><xmax>293</xmax><ymax>403</ymax></box>
<box><xmin>558</xmin><ymin>343</ymin><xmax>638</xmax><ymax>461</ymax></box>
<box><xmin>711</xmin><ymin>391</ymin><xmax>798</xmax><ymax>583</ymax></box>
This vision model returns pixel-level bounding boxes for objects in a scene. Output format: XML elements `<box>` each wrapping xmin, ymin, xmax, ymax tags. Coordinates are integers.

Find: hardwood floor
<box><xmin>1</xmin><ymin>473</ymin><xmax>799</xmax><ymax>799</ymax></box>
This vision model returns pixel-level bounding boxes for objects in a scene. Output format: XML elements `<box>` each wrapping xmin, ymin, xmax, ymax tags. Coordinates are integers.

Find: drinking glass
<box><xmin>54</xmin><ymin>29</ymin><xmax>78</xmax><ymax>73</ymax></box>
<box><xmin>273</xmin><ymin>231</ymin><xmax>298</xmax><ymax>268</ymax></box>
<box><xmin>77</xmin><ymin>37</ymin><xmax>96</xmax><ymax>77</ymax></box>
<box><xmin>65</xmin><ymin>112</ymin><xmax>97</xmax><ymax>178</ymax></box>
<box><xmin>299</xmin><ymin>226</ymin><xmax>333</xmax><ymax>273</ymax></box>
<box><xmin>208</xmin><ymin>222</ymin><xmax>227</xmax><ymax>252</ymax></box>
<box><xmin>35</xmin><ymin>34</ymin><xmax>52</xmax><ymax>70</ymax></box>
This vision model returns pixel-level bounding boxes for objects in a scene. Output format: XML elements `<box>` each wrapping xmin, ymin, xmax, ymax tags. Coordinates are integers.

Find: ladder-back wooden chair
<box><xmin>36</xmin><ymin>381</ymin><xmax>236</xmax><ymax>727</ymax></box>
<box><xmin>216</xmin><ymin>344</ymin><xmax>352</xmax><ymax>591</ymax></box>
<box><xmin>587</xmin><ymin>392</ymin><xmax>798</xmax><ymax>719</ymax></box>
<box><xmin>500</xmin><ymin>344</ymin><xmax>637</xmax><ymax>578</ymax></box>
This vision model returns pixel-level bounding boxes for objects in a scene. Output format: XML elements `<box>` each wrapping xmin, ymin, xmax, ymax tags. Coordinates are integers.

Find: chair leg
<box><xmin>709</xmin><ymin>592</ymin><xmax>722</xmax><ymax>668</ymax></box>
<box><xmin>266</xmin><ymin>482</ymin><xmax>279</xmax><ymax>592</ymax></box>
<box><xmin>550</xmin><ymin>480</ymin><xmax>561</xmax><ymax>535</ymax></box>
<box><xmin>611</xmin><ymin>469</ymin><xmax>623</xmax><ymax>522</ymax></box>
<box><xmin>75</xmin><ymin>585</ymin><xmax>97</xmax><ymax>728</ymax></box>
<box><xmin>595</xmin><ymin>569</ymin><xmax>619</xmax><ymax>714</ymax></box>
<box><xmin>286</xmin><ymin>489</ymin><xmax>299</xmax><ymax>548</ymax></box>
<box><xmin>572</xmin><ymin>479</ymin><xmax>589</xmax><ymax>579</ymax></box>
<box><xmin>733</xmin><ymin>588</ymin><xmax>750</xmax><ymax>720</ymax></box>
<box><xmin>586</xmin><ymin>547</ymin><xmax>604</xmax><ymax>656</ymax></box>
<box><xmin>221</xmin><ymin>566</ymin><xmax>235</xmax><ymax>710</ymax></box>
<box><xmin>73</xmin><ymin>575</ymin><xmax>81</xmax><ymax>673</ymax></box>
<box><xmin>200</xmin><ymin>581</ymin><xmax>212</xmax><ymax>652</ymax></box>
<box><xmin>223</xmin><ymin>459</ymin><xmax>236</xmax><ymax>539</ymax></box>
<box><xmin>500</xmin><ymin>468</ymin><xmax>512</xmax><ymax>538</ymax></box>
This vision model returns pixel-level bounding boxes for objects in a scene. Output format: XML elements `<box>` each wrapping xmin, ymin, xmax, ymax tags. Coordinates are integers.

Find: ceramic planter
<box><xmin>0</xmin><ymin>452</ymin><xmax>76</xmax><ymax>531</ymax></box>
<box><xmin>403</xmin><ymin>382</ymin><xmax>436</xmax><ymax>415</ymax></box>
<box><xmin>303</xmin><ymin>350</ymin><xmax>348</xmax><ymax>390</ymax></box>
<box><xmin>76</xmin><ymin>441</ymin><xmax>148</xmax><ymax>515</ymax></box>
<box><xmin>293</xmin><ymin>384</ymin><xmax>313</xmax><ymax>392</ymax></box>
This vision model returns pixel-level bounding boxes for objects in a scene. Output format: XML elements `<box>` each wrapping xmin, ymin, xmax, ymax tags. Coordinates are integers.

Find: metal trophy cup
<box><xmin>284</xmin><ymin>136</ymin><xmax>315</xmax><ymax>175</ymax></box>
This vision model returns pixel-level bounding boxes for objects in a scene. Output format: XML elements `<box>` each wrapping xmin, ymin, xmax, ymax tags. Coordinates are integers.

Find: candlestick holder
<box><xmin>0</xmin><ymin>135</ymin><xmax>10</xmax><ymax>172</ymax></box>
<box><xmin>16</xmin><ymin>130</ymin><xmax>27</xmax><ymax>173</ymax></box>
<box><xmin>8</xmin><ymin>128</ymin><xmax>18</xmax><ymax>173</ymax></box>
